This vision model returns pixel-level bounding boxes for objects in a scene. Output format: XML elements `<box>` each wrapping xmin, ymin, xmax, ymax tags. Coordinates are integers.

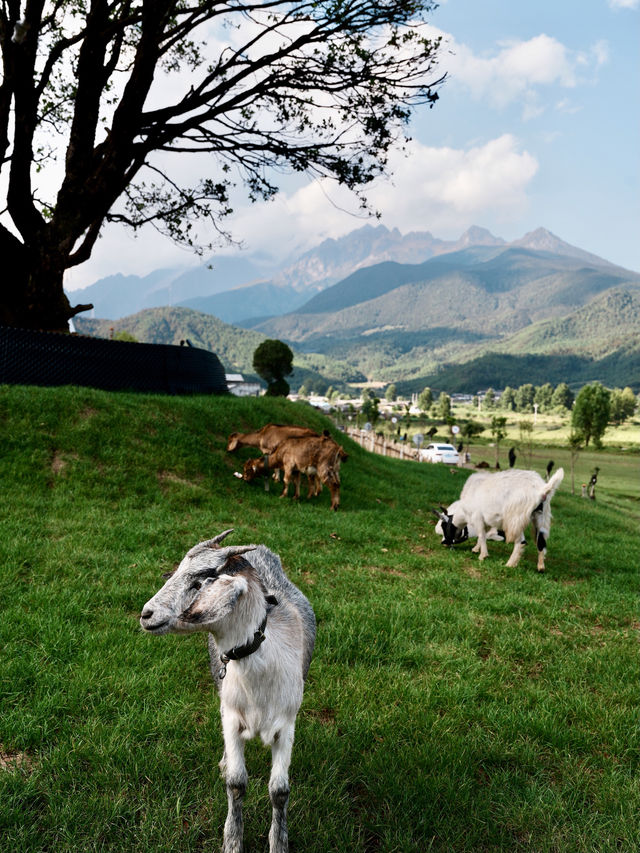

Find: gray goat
<box><xmin>140</xmin><ymin>529</ymin><xmax>316</xmax><ymax>853</ymax></box>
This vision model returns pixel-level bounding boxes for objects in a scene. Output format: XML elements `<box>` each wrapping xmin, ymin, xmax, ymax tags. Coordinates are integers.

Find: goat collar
<box><xmin>218</xmin><ymin>595</ymin><xmax>278</xmax><ymax>679</ymax></box>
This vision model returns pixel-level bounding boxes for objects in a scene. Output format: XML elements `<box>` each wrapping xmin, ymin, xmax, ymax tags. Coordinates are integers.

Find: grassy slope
<box><xmin>0</xmin><ymin>386</ymin><xmax>638</xmax><ymax>852</ymax></box>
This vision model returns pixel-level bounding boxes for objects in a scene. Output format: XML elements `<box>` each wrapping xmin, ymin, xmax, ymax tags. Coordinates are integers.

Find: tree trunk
<box><xmin>0</xmin><ymin>248</ymin><xmax>92</xmax><ymax>332</ymax></box>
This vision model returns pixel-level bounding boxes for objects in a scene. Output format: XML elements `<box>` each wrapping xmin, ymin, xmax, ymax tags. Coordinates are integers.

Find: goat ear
<box><xmin>219</xmin><ymin>552</ymin><xmax>255</xmax><ymax>575</ymax></box>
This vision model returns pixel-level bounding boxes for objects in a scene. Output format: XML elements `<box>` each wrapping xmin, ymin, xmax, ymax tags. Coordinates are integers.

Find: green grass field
<box><xmin>0</xmin><ymin>385</ymin><xmax>638</xmax><ymax>852</ymax></box>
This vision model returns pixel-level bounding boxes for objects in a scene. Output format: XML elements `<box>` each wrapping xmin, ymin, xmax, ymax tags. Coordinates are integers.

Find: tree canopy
<box><xmin>0</xmin><ymin>0</ymin><xmax>444</xmax><ymax>330</ymax></box>
<box><xmin>571</xmin><ymin>382</ymin><xmax>611</xmax><ymax>448</ymax></box>
<box><xmin>252</xmin><ymin>338</ymin><xmax>293</xmax><ymax>396</ymax></box>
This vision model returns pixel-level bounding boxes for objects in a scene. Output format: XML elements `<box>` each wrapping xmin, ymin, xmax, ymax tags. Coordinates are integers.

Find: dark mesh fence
<box><xmin>0</xmin><ymin>326</ymin><xmax>228</xmax><ymax>395</ymax></box>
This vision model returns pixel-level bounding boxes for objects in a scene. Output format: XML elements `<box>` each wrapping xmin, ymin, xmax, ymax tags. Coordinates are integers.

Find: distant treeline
<box><xmin>396</xmin><ymin>351</ymin><xmax>640</xmax><ymax>397</ymax></box>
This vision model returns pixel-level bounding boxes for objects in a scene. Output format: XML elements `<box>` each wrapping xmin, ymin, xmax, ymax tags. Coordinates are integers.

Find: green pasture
<box><xmin>0</xmin><ymin>385</ymin><xmax>638</xmax><ymax>852</ymax></box>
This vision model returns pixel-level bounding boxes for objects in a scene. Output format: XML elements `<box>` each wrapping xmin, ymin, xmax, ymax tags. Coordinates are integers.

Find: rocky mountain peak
<box><xmin>458</xmin><ymin>225</ymin><xmax>505</xmax><ymax>247</ymax></box>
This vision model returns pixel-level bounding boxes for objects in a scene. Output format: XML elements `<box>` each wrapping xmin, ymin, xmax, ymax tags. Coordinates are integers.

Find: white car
<box><xmin>420</xmin><ymin>443</ymin><xmax>460</xmax><ymax>464</ymax></box>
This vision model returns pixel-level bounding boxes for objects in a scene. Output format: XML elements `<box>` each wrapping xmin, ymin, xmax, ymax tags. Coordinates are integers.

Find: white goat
<box><xmin>437</xmin><ymin>468</ymin><xmax>564</xmax><ymax>571</ymax></box>
<box><xmin>140</xmin><ymin>529</ymin><xmax>315</xmax><ymax>853</ymax></box>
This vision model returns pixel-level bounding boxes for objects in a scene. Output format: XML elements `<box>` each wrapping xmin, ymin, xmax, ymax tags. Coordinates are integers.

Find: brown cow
<box><xmin>242</xmin><ymin>434</ymin><xmax>347</xmax><ymax>510</ymax></box>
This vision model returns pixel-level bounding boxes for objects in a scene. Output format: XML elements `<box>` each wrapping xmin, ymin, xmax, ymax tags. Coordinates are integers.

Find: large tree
<box><xmin>0</xmin><ymin>1</ymin><xmax>444</xmax><ymax>331</ymax></box>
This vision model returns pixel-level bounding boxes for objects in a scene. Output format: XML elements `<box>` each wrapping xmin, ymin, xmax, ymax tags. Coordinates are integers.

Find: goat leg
<box><xmin>223</xmin><ymin>780</ymin><xmax>246</xmax><ymax>853</ymax></box>
<box><xmin>474</xmin><ymin>520</ymin><xmax>489</xmax><ymax>560</ymax></box>
<box><xmin>221</xmin><ymin>715</ymin><xmax>248</xmax><ymax>853</ymax></box>
<box><xmin>268</xmin><ymin>724</ymin><xmax>294</xmax><ymax>853</ymax></box>
<box><xmin>506</xmin><ymin>539</ymin><xmax>526</xmax><ymax>568</ymax></box>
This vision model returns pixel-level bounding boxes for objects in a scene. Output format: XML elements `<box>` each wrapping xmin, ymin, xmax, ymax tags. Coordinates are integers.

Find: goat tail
<box><xmin>503</xmin><ymin>495</ymin><xmax>539</xmax><ymax>543</ymax></box>
<box><xmin>544</xmin><ymin>467</ymin><xmax>564</xmax><ymax>501</ymax></box>
<box><xmin>534</xmin><ymin>467</ymin><xmax>565</xmax><ymax>540</ymax></box>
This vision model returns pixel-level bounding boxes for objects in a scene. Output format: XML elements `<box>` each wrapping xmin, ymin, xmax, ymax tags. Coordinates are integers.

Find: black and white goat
<box><xmin>140</xmin><ymin>529</ymin><xmax>315</xmax><ymax>853</ymax></box>
<box><xmin>436</xmin><ymin>468</ymin><xmax>564</xmax><ymax>571</ymax></box>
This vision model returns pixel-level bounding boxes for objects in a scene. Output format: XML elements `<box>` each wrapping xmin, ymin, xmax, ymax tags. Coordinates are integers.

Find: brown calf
<box><xmin>242</xmin><ymin>434</ymin><xmax>347</xmax><ymax>510</ymax></box>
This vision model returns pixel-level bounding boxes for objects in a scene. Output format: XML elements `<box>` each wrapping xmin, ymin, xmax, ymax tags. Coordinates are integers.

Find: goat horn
<box><xmin>206</xmin><ymin>528</ymin><xmax>235</xmax><ymax>548</ymax></box>
<box><xmin>223</xmin><ymin>545</ymin><xmax>257</xmax><ymax>557</ymax></box>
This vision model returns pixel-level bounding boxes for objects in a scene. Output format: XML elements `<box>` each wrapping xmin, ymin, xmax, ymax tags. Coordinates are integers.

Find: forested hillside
<box><xmin>73</xmin><ymin>229</ymin><xmax>640</xmax><ymax>394</ymax></box>
<box><xmin>75</xmin><ymin>307</ymin><xmax>365</xmax><ymax>389</ymax></box>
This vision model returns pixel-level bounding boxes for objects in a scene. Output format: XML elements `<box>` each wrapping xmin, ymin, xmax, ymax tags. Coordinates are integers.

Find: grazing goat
<box><xmin>140</xmin><ymin>529</ymin><xmax>315</xmax><ymax>853</ymax></box>
<box><xmin>242</xmin><ymin>434</ymin><xmax>347</xmax><ymax>510</ymax></box>
<box><xmin>227</xmin><ymin>423</ymin><xmax>321</xmax><ymax>493</ymax></box>
<box><xmin>226</xmin><ymin>423</ymin><xmax>318</xmax><ymax>453</ymax></box>
<box><xmin>436</xmin><ymin>467</ymin><xmax>564</xmax><ymax>571</ymax></box>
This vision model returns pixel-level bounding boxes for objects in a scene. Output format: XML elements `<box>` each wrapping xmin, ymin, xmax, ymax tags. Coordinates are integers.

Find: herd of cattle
<box><xmin>227</xmin><ymin>423</ymin><xmax>348</xmax><ymax>510</ymax></box>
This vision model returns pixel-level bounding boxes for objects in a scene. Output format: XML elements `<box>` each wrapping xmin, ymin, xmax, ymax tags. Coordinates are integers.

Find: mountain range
<box><xmin>71</xmin><ymin>224</ymin><xmax>640</xmax><ymax>393</ymax></box>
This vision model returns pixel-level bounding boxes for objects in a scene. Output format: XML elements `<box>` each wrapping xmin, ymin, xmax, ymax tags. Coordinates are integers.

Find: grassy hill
<box><xmin>0</xmin><ymin>385</ymin><xmax>638</xmax><ymax>852</ymax></box>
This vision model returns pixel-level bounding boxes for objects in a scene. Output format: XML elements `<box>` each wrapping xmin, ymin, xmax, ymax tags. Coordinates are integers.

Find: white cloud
<box><xmin>65</xmin><ymin>134</ymin><xmax>539</xmax><ymax>287</ymax></box>
<box><xmin>221</xmin><ymin>134</ymin><xmax>539</xmax><ymax>255</ymax></box>
<box><xmin>431</xmin><ymin>29</ymin><xmax>608</xmax><ymax>117</ymax></box>
<box><xmin>608</xmin><ymin>0</ymin><xmax>639</xmax><ymax>9</ymax></box>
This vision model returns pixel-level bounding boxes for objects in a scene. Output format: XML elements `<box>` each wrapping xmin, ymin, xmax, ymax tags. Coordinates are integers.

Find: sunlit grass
<box><xmin>0</xmin><ymin>385</ymin><xmax>638</xmax><ymax>852</ymax></box>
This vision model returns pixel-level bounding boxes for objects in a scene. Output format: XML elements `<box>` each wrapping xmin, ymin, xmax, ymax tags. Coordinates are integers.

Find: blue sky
<box><xmin>66</xmin><ymin>0</ymin><xmax>639</xmax><ymax>289</ymax></box>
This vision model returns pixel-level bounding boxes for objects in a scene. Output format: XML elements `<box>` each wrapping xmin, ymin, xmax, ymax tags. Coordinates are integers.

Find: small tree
<box><xmin>418</xmin><ymin>387</ymin><xmax>433</xmax><ymax>414</ymax></box>
<box><xmin>437</xmin><ymin>392</ymin><xmax>452</xmax><ymax>420</ymax></box>
<box><xmin>501</xmin><ymin>386</ymin><xmax>516</xmax><ymax>411</ymax></box>
<box><xmin>460</xmin><ymin>419</ymin><xmax>484</xmax><ymax>457</ymax></box>
<box><xmin>609</xmin><ymin>387</ymin><xmax>637</xmax><ymax>425</ymax></box>
<box><xmin>552</xmin><ymin>382</ymin><xmax>574</xmax><ymax>412</ymax></box>
<box><xmin>568</xmin><ymin>430</ymin><xmax>584</xmax><ymax>495</ymax></box>
<box><xmin>253</xmin><ymin>339</ymin><xmax>294</xmax><ymax>397</ymax></box>
<box><xmin>113</xmin><ymin>330</ymin><xmax>138</xmax><ymax>343</ymax></box>
<box><xmin>360</xmin><ymin>395</ymin><xmax>380</xmax><ymax>426</ymax></box>
<box><xmin>515</xmin><ymin>383</ymin><xmax>535</xmax><ymax>413</ymax></box>
<box><xmin>385</xmin><ymin>384</ymin><xmax>397</xmax><ymax>403</ymax></box>
<box><xmin>535</xmin><ymin>383</ymin><xmax>554</xmax><ymax>412</ymax></box>
<box><xmin>572</xmin><ymin>383</ymin><xmax>611</xmax><ymax>448</ymax></box>
<box><xmin>490</xmin><ymin>415</ymin><xmax>508</xmax><ymax>468</ymax></box>
<box><xmin>519</xmin><ymin>419</ymin><xmax>534</xmax><ymax>467</ymax></box>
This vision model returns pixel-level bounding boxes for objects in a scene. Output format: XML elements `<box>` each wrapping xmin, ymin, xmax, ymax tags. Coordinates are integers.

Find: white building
<box><xmin>225</xmin><ymin>373</ymin><xmax>262</xmax><ymax>397</ymax></box>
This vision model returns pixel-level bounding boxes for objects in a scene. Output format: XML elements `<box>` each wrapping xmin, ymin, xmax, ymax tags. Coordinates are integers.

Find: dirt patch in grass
<box><xmin>366</xmin><ymin>565</ymin><xmax>406</xmax><ymax>578</ymax></box>
<box><xmin>304</xmin><ymin>707</ymin><xmax>336</xmax><ymax>725</ymax></box>
<box><xmin>463</xmin><ymin>562</ymin><xmax>484</xmax><ymax>579</ymax></box>
<box><xmin>0</xmin><ymin>746</ymin><xmax>33</xmax><ymax>773</ymax></box>
<box><xmin>51</xmin><ymin>450</ymin><xmax>79</xmax><ymax>476</ymax></box>
<box><xmin>157</xmin><ymin>471</ymin><xmax>204</xmax><ymax>490</ymax></box>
